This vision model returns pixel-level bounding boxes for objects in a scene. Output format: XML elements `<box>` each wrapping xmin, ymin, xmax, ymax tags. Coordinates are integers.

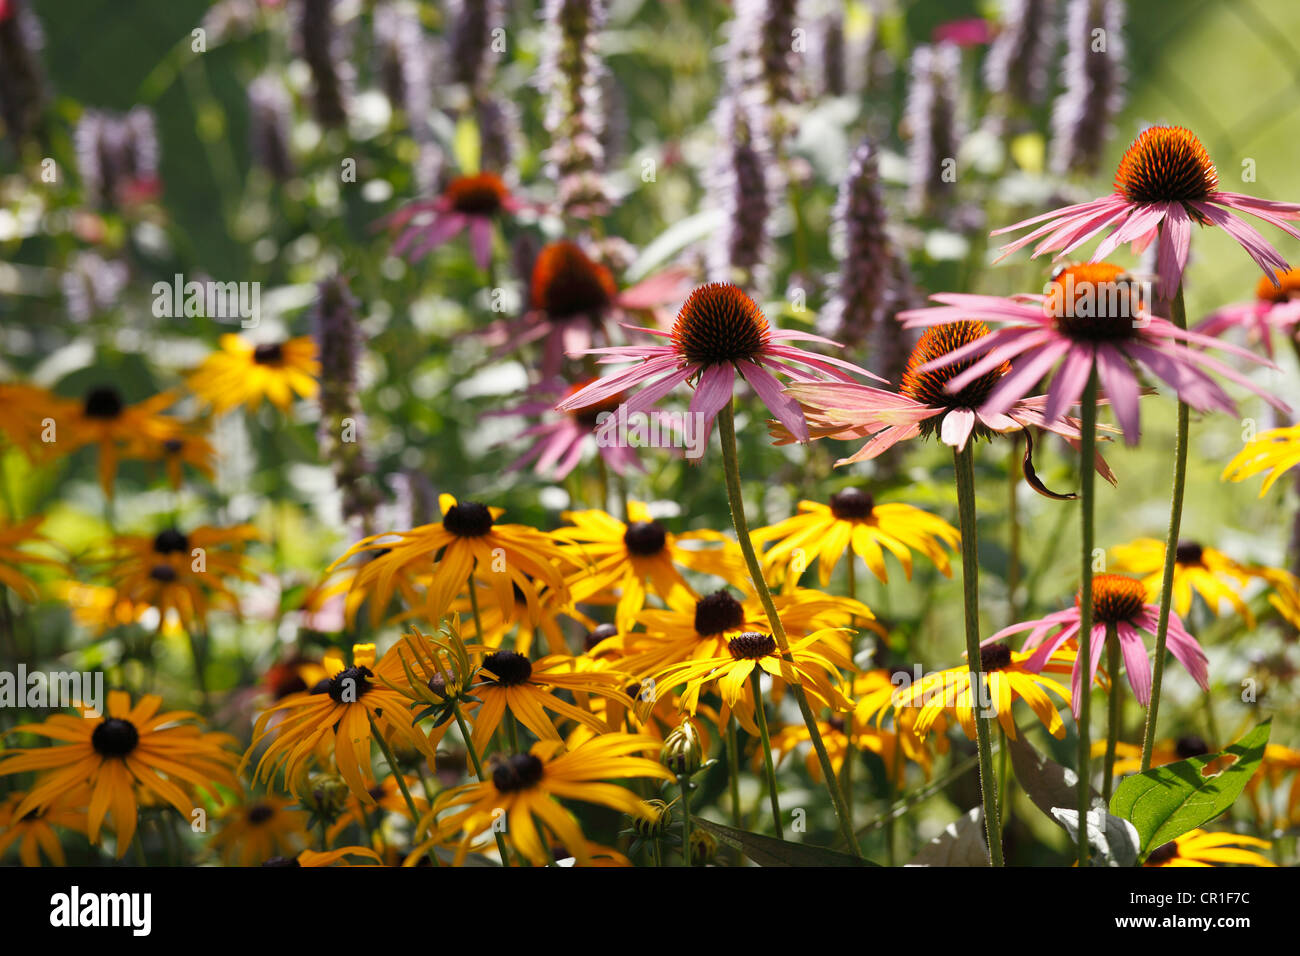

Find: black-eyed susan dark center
<box><xmin>327</xmin><ymin>665</ymin><xmax>374</xmax><ymax>703</ymax></box>
<box><xmin>149</xmin><ymin>564</ymin><xmax>178</xmax><ymax>582</ymax></box>
<box><xmin>1146</xmin><ymin>841</ymin><xmax>1179</xmax><ymax>864</ymax></box>
<box><xmin>83</xmin><ymin>385</ymin><xmax>124</xmax><ymax>420</ymax></box>
<box><xmin>253</xmin><ymin>342</ymin><xmax>285</xmax><ymax>365</ymax></box>
<box><xmin>623</xmin><ymin>519</ymin><xmax>667</xmax><ymax>556</ymax></box>
<box><xmin>443</xmin><ymin>501</ymin><xmax>493</xmax><ymax>537</ymax></box>
<box><xmin>493</xmin><ymin>753</ymin><xmax>545</xmax><ymax>793</ymax></box>
<box><xmin>262</xmin><ymin>856</ymin><xmax>301</xmax><ymax>867</ymax></box>
<box><xmin>1047</xmin><ymin>263</ymin><xmax>1145</xmax><ymax>340</ymax></box>
<box><xmin>670</xmin><ymin>282</ymin><xmax>771</xmax><ymax>366</ymax></box>
<box><xmin>1175</xmin><ymin>540</ymin><xmax>1205</xmax><ymax>566</ymax></box>
<box><xmin>727</xmin><ymin>631</ymin><xmax>777</xmax><ymax>660</ymax></box>
<box><xmin>91</xmin><ymin>717</ymin><xmax>140</xmax><ymax>757</ymax></box>
<box><xmin>563</xmin><ymin>378</ymin><xmax>626</xmax><ymax>429</ymax></box>
<box><xmin>445</xmin><ymin>172</ymin><xmax>509</xmax><ymax>215</ymax></box>
<box><xmin>531</xmin><ymin>241</ymin><xmax>617</xmax><ymax>319</ymax></box>
<box><xmin>1086</xmin><ymin>573</ymin><xmax>1147</xmax><ymax>626</ymax></box>
<box><xmin>900</xmin><ymin>321</ymin><xmax>1008</xmax><ymax>414</ymax></box>
<box><xmin>979</xmin><ymin>642</ymin><xmax>1013</xmax><ymax>672</ymax></box>
<box><xmin>482</xmin><ymin>650</ymin><xmax>532</xmax><ymax>686</ymax></box>
<box><xmin>694</xmin><ymin>590</ymin><xmax>745</xmax><ymax>636</ymax></box>
<box><xmin>829</xmin><ymin>487</ymin><xmax>875</xmax><ymax>520</ymax></box>
<box><xmin>584</xmin><ymin>623</ymin><xmax>618</xmax><ymax>651</ymax></box>
<box><xmin>247</xmin><ymin>803</ymin><xmax>276</xmax><ymax>825</ymax></box>
<box><xmin>1175</xmin><ymin>734</ymin><xmax>1209</xmax><ymax>760</ymax></box>
<box><xmin>153</xmin><ymin>527</ymin><xmax>190</xmax><ymax>554</ymax></box>
<box><xmin>1114</xmin><ymin>126</ymin><xmax>1217</xmax><ymax>205</ymax></box>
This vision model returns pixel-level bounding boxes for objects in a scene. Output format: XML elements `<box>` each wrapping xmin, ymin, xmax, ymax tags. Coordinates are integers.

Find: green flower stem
<box><xmin>717</xmin><ymin>403</ymin><xmax>862</xmax><ymax>857</ymax></box>
<box><xmin>952</xmin><ymin>443</ymin><xmax>1004</xmax><ymax>866</ymax></box>
<box><xmin>842</xmin><ymin>557</ymin><xmax>856</xmax><ymax>828</ymax></box>
<box><xmin>452</xmin><ymin>701</ymin><xmax>512</xmax><ymax>867</ymax></box>
<box><xmin>368</xmin><ymin>714</ymin><xmax>435</xmax><ymax>865</ymax></box>
<box><xmin>749</xmin><ymin>668</ymin><xmax>784</xmax><ymax>838</ymax></box>
<box><xmin>1076</xmin><ymin>370</ymin><xmax>1100</xmax><ymax>866</ymax></box>
<box><xmin>1008</xmin><ymin>435</ymin><xmax>1022</xmax><ymax>623</ymax></box>
<box><xmin>1140</xmin><ymin>283</ymin><xmax>1189</xmax><ymax>771</ymax></box>
<box><xmin>1102</xmin><ymin>623</ymin><xmax>1122</xmax><ymax>803</ymax></box>
<box><xmin>677</xmin><ymin>773</ymin><xmax>693</xmax><ymax>866</ymax></box>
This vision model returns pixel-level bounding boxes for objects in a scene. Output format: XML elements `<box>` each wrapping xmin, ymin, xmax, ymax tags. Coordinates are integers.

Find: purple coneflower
<box><xmin>995</xmin><ymin>125</ymin><xmax>1300</xmax><ymax>295</ymax></box>
<box><xmin>556</xmin><ymin>282</ymin><xmax>881</xmax><ymax>455</ymax></box>
<box><xmin>495</xmin><ymin>379</ymin><xmax>643</xmax><ymax>480</ymax></box>
<box><xmin>989</xmin><ymin>573</ymin><xmax>1210</xmax><ymax>716</ymax></box>
<box><xmin>899</xmin><ymin>262</ymin><xmax>1288</xmax><ymax>445</ymax></box>
<box><xmin>382</xmin><ymin>171</ymin><xmax>527</xmax><ymax>270</ymax></box>
<box><xmin>1196</xmin><ymin>267</ymin><xmax>1300</xmax><ymax>360</ymax></box>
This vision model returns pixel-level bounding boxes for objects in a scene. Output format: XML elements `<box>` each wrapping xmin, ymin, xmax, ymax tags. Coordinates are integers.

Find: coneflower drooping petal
<box><xmin>248</xmin><ymin>75</ymin><xmax>295</xmax><ymax>182</ymax></box>
<box><xmin>1050</xmin><ymin>0</ymin><xmax>1126</xmax><ymax>176</ymax></box>
<box><xmin>315</xmin><ymin>276</ymin><xmax>377</xmax><ymax>533</ymax></box>
<box><xmin>984</xmin><ymin>0</ymin><xmax>1057</xmax><ymax>107</ymax></box>
<box><xmin>709</xmin><ymin>95</ymin><xmax>773</xmax><ymax>293</ymax></box>
<box><xmin>74</xmin><ymin>106</ymin><xmax>160</xmax><ymax>208</ymax></box>
<box><xmin>448</xmin><ymin>0</ymin><xmax>504</xmax><ymax>91</ymax></box>
<box><xmin>905</xmin><ymin>43</ymin><xmax>962</xmax><ymax>218</ymax></box>
<box><xmin>294</xmin><ymin>0</ymin><xmax>353</xmax><ymax>128</ymax></box>
<box><xmin>0</xmin><ymin>0</ymin><xmax>46</xmax><ymax>148</ymax></box>
<box><xmin>539</xmin><ymin>0</ymin><xmax>611</xmax><ymax>220</ymax></box>
<box><xmin>372</xmin><ymin>2</ymin><xmax>432</xmax><ymax>131</ymax></box>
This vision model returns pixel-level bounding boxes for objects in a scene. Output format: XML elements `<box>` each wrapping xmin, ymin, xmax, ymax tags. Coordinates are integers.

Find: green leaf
<box><xmin>690</xmin><ymin>816</ymin><xmax>878</xmax><ymax>867</ymax></box>
<box><xmin>624</xmin><ymin>209</ymin><xmax>724</xmax><ymax>283</ymax></box>
<box><xmin>1109</xmin><ymin>720</ymin><xmax>1272</xmax><ymax>856</ymax></box>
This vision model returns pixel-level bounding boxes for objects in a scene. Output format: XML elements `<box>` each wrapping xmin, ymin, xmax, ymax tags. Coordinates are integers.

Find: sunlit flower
<box><xmin>991</xmin><ymin>573</ymin><xmax>1210</xmax><ymax>715</ymax></box>
<box><xmin>0</xmin><ymin>691</ymin><xmax>239</xmax><ymax>857</ymax></box>
<box><xmin>326</xmin><ymin>776</ymin><xmax>428</xmax><ymax>848</ymax></box>
<box><xmin>494</xmin><ymin>378</ymin><xmax>644</xmax><ymax>481</ymax></box>
<box><xmin>752</xmin><ymin>487</ymin><xmax>960</xmax><ymax>585</ymax></box>
<box><xmin>897</xmin><ymin>264</ymin><xmax>1287</xmax><ymax>445</ymax></box>
<box><xmin>1223</xmin><ymin>421</ymin><xmax>1300</xmax><ymax>495</ymax></box>
<box><xmin>186</xmin><ymin>334</ymin><xmax>320</xmax><ymax>414</ymax></box>
<box><xmin>1143</xmin><ymin>829</ymin><xmax>1275</xmax><ymax>868</ymax></box>
<box><xmin>1094</xmin><ymin>734</ymin><xmax>1210</xmax><ymax>777</ymax></box>
<box><xmin>0</xmin><ymin>383</ymin><xmax>61</xmax><ymax>457</ymax></box>
<box><xmin>993</xmin><ymin>125</ymin><xmax>1300</xmax><ymax>295</ymax></box>
<box><xmin>383</xmin><ymin>171</ymin><xmax>526</xmax><ymax>270</ymax></box>
<box><xmin>853</xmin><ymin>668</ymin><xmax>947</xmax><ymax>777</ymax></box>
<box><xmin>56</xmin><ymin>386</ymin><xmax>184</xmax><ymax>495</ymax></box>
<box><xmin>1111</xmin><ymin>537</ymin><xmax>1267</xmax><ymax>626</ymax></box>
<box><xmin>262</xmin><ymin>846</ymin><xmax>383</xmax><ymax>867</ymax></box>
<box><xmin>0</xmin><ymin>515</ymin><xmax>59</xmax><ymax>601</ymax></box>
<box><xmin>766</xmin><ymin>714</ymin><xmax>906</xmax><ymax>784</ymax></box>
<box><xmin>151</xmin><ymin>429</ymin><xmax>215</xmax><ymax>489</ymax></box>
<box><xmin>1196</xmin><ymin>267</ymin><xmax>1300</xmax><ymax>359</ymax></box>
<box><xmin>405</xmin><ymin>735</ymin><xmax>674</xmax><ymax>867</ymax></box>
<box><xmin>0</xmin><ymin>787</ymin><xmax>88</xmax><ymax>866</ymax></box>
<box><xmin>209</xmin><ymin>796</ymin><xmax>310</xmax><ymax>867</ymax></box>
<box><xmin>556</xmin><ymin>282</ymin><xmax>883</xmax><ymax>455</ymax></box>
<box><xmin>892</xmin><ymin>643</ymin><xmax>1075</xmax><ymax>741</ymax></box>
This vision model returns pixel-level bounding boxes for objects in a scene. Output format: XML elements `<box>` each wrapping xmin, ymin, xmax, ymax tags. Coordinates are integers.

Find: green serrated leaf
<box><xmin>1109</xmin><ymin>720</ymin><xmax>1272</xmax><ymax>856</ymax></box>
<box><xmin>691</xmin><ymin>816</ymin><xmax>878</xmax><ymax>867</ymax></box>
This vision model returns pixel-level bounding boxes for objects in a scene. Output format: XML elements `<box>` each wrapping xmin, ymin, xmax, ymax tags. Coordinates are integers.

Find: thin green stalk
<box><xmin>1102</xmin><ymin>623</ymin><xmax>1121</xmax><ymax>803</ymax></box>
<box><xmin>749</xmin><ymin>668</ymin><xmax>784</xmax><ymax>838</ymax></box>
<box><xmin>842</xmin><ymin>557</ymin><xmax>856</xmax><ymax>828</ymax></box>
<box><xmin>1140</xmin><ymin>284</ymin><xmax>1189</xmax><ymax>770</ymax></box>
<box><xmin>1007</xmin><ymin>435</ymin><xmax>1022</xmax><ymax>623</ymax></box>
<box><xmin>368</xmin><ymin>714</ymin><xmax>437</xmax><ymax>866</ymax></box>
<box><xmin>452</xmin><ymin>701</ymin><xmax>512</xmax><ymax>866</ymax></box>
<box><xmin>998</xmin><ymin>725</ymin><xmax>1010</xmax><ymax>830</ymax></box>
<box><xmin>678</xmin><ymin>774</ymin><xmax>693</xmax><ymax>866</ymax></box>
<box><xmin>1077</xmin><ymin>370</ymin><xmax>1100</xmax><ymax>867</ymax></box>
<box><xmin>952</xmin><ymin>443</ymin><xmax>1004</xmax><ymax>866</ymax></box>
<box><xmin>717</xmin><ymin>403</ymin><xmax>861</xmax><ymax>857</ymax></box>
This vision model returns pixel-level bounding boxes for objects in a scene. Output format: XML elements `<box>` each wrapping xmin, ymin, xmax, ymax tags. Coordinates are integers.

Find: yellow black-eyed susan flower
<box><xmin>186</xmin><ymin>334</ymin><xmax>320</xmax><ymax>414</ymax></box>
<box><xmin>1143</xmin><ymin>830</ymin><xmax>1275</xmax><ymax>868</ymax></box>
<box><xmin>210</xmin><ymin>796</ymin><xmax>310</xmax><ymax>867</ymax></box>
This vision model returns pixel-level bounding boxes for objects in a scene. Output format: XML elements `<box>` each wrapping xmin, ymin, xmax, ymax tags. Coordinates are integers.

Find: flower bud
<box><xmin>689</xmin><ymin>828</ymin><xmax>718</xmax><ymax>865</ymax></box>
<box><xmin>660</xmin><ymin>719</ymin><xmax>702</xmax><ymax>776</ymax></box>
<box><xmin>631</xmin><ymin>798</ymin><xmax>672</xmax><ymax>838</ymax></box>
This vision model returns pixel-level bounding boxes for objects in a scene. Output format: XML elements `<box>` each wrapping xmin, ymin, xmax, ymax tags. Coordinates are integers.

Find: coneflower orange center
<box><xmin>91</xmin><ymin>717</ymin><xmax>140</xmax><ymax>757</ymax></box>
<box><xmin>493</xmin><ymin>753</ymin><xmax>544</xmax><ymax>792</ymax></box>
<box><xmin>563</xmin><ymin>379</ymin><xmax>626</xmax><ymax>428</ymax></box>
<box><xmin>83</xmin><ymin>385</ymin><xmax>124</xmax><ymax>419</ymax></box>
<box><xmin>1084</xmin><ymin>573</ymin><xmax>1147</xmax><ymax>625</ymax></box>
<box><xmin>728</xmin><ymin>631</ymin><xmax>776</xmax><ymax>660</ymax></box>
<box><xmin>1255</xmin><ymin>268</ymin><xmax>1300</xmax><ymax>303</ymax></box>
<box><xmin>694</xmin><ymin>590</ymin><xmax>745</xmax><ymax>636</ymax></box>
<box><xmin>531</xmin><ymin>241</ymin><xmax>617</xmax><ymax>319</ymax></box>
<box><xmin>900</xmin><ymin>320</ymin><xmax>1008</xmax><ymax>411</ymax></box>
<box><xmin>1047</xmin><ymin>263</ymin><xmax>1145</xmax><ymax>340</ymax></box>
<box><xmin>829</xmin><ymin>487</ymin><xmax>875</xmax><ymax>520</ymax></box>
<box><xmin>623</xmin><ymin>520</ymin><xmax>667</xmax><ymax>556</ymax></box>
<box><xmin>1113</xmin><ymin>126</ymin><xmax>1217</xmax><ymax>205</ymax></box>
<box><xmin>482</xmin><ymin>650</ymin><xmax>532</xmax><ymax>686</ymax></box>
<box><xmin>670</xmin><ymin>283</ymin><xmax>771</xmax><ymax>366</ymax></box>
<box><xmin>443</xmin><ymin>501</ymin><xmax>493</xmax><ymax>537</ymax></box>
<box><xmin>444</xmin><ymin>172</ymin><xmax>509</xmax><ymax>215</ymax></box>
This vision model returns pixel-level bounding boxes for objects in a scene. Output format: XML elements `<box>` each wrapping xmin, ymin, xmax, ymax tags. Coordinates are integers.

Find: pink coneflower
<box><xmin>994</xmin><ymin>125</ymin><xmax>1300</xmax><ymax>295</ymax></box>
<box><xmin>932</xmin><ymin>17</ymin><xmax>992</xmax><ymax>47</ymax></box>
<box><xmin>1196</xmin><ymin>267</ymin><xmax>1300</xmax><ymax>360</ymax></box>
<box><xmin>484</xmin><ymin>239</ymin><xmax>689</xmax><ymax>378</ymax></box>
<box><xmin>898</xmin><ymin>262</ymin><xmax>1289</xmax><ymax>446</ymax></box>
<box><xmin>555</xmin><ymin>282</ymin><xmax>881</xmax><ymax>454</ymax></box>
<box><xmin>784</xmin><ymin>320</ymin><xmax>1116</xmax><ymax>491</ymax></box>
<box><xmin>495</xmin><ymin>378</ymin><xmax>644</xmax><ymax>480</ymax></box>
<box><xmin>382</xmin><ymin>172</ymin><xmax>527</xmax><ymax>270</ymax></box>
<box><xmin>989</xmin><ymin>573</ymin><xmax>1210</xmax><ymax>716</ymax></box>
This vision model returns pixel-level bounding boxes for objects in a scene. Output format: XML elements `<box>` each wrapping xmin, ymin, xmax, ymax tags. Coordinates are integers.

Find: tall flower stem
<box><xmin>717</xmin><ymin>402</ymin><xmax>861</xmax><ymax>856</ymax></box>
<box><xmin>1007</xmin><ymin>435</ymin><xmax>1022</xmax><ymax>623</ymax></box>
<box><xmin>842</xmin><ymin>557</ymin><xmax>857</xmax><ymax>827</ymax></box>
<box><xmin>1102</xmin><ymin>623</ymin><xmax>1121</xmax><ymax>802</ymax></box>
<box><xmin>1076</xmin><ymin>369</ymin><xmax>1100</xmax><ymax>867</ymax></box>
<box><xmin>952</xmin><ymin>443</ymin><xmax>1004</xmax><ymax>866</ymax></box>
<box><xmin>677</xmin><ymin>773</ymin><xmax>693</xmax><ymax>866</ymax></box>
<box><xmin>451</xmin><ymin>700</ymin><xmax>512</xmax><ymax>866</ymax></box>
<box><xmin>368</xmin><ymin>714</ymin><xmax>436</xmax><ymax>866</ymax></box>
<box><xmin>1141</xmin><ymin>283</ymin><xmax>1189</xmax><ymax>771</ymax></box>
<box><xmin>749</xmin><ymin>668</ymin><xmax>784</xmax><ymax>838</ymax></box>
